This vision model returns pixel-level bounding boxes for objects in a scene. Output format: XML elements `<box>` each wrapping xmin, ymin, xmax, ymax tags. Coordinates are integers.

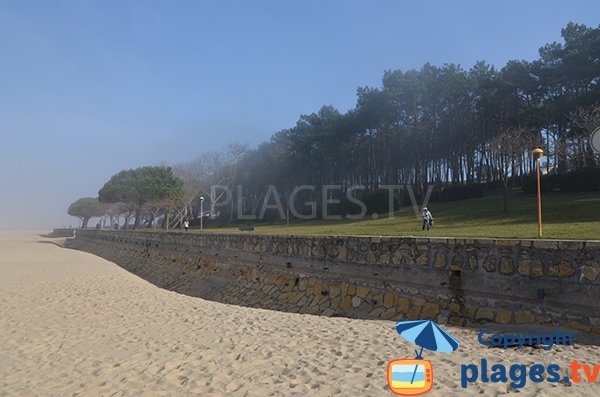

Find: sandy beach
<box><xmin>1</xmin><ymin>232</ymin><xmax>598</xmax><ymax>396</ymax></box>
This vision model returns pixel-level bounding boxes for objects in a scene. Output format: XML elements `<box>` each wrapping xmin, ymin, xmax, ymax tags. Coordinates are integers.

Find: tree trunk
<box><xmin>133</xmin><ymin>203</ymin><xmax>143</xmax><ymax>230</ymax></box>
<box><xmin>82</xmin><ymin>217</ymin><xmax>90</xmax><ymax>228</ymax></box>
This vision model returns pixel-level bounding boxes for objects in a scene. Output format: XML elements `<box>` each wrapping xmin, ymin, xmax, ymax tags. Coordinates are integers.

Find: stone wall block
<box><xmin>499</xmin><ymin>257</ymin><xmax>515</xmax><ymax>274</ymax></box>
<box><xmin>581</xmin><ymin>262</ymin><xmax>600</xmax><ymax>282</ymax></box>
<box><xmin>549</xmin><ymin>260</ymin><xmax>575</xmax><ymax>278</ymax></box>
<box><xmin>434</xmin><ymin>252</ymin><xmax>447</xmax><ymax>268</ymax></box>
<box><xmin>483</xmin><ymin>256</ymin><xmax>497</xmax><ymax>272</ymax></box>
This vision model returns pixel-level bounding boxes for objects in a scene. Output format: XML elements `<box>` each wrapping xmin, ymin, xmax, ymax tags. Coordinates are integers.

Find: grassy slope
<box><xmin>206</xmin><ymin>191</ymin><xmax>600</xmax><ymax>240</ymax></box>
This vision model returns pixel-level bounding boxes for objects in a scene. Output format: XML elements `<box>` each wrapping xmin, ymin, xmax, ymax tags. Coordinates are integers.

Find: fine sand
<box><xmin>1</xmin><ymin>232</ymin><xmax>598</xmax><ymax>397</ymax></box>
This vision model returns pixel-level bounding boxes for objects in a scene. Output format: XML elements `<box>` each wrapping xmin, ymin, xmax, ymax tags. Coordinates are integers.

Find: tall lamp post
<box><xmin>532</xmin><ymin>148</ymin><xmax>544</xmax><ymax>238</ymax></box>
<box><xmin>200</xmin><ymin>196</ymin><xmax>205</xmax><ymax>231</ymax></box>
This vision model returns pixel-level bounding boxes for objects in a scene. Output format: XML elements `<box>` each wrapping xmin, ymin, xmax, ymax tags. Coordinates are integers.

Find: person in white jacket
<box><xmin>422</xmin><ymin>207</ymin><xmax>433</xmax><ymax>231</ymax></box>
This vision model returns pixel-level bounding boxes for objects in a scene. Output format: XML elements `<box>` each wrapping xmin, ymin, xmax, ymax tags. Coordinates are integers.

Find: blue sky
<box><xmin>1</xmin><ymin>0</ymin><xmax>599</xmax><ymax>229</ymax></box>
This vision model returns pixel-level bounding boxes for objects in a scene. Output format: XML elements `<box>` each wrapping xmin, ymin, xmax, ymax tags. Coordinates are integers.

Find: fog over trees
<box><xmin>67</xmin><ymin>198</ymin><xmax>108</xmax><ymax>228</ymax></box>
<box><xmin>98</xmin><ymin>167</ymin><xmax>184</xmax><ymax>229</ymax></box>
<box><xmin>71</xmin><ymin>23</ymin><xmax>600</xmax><ymax>227</ymax></box>
<box><xmin>187</xmin><ymin>22</ymin><xmax>600</xmax><ymax>220</ymax></box>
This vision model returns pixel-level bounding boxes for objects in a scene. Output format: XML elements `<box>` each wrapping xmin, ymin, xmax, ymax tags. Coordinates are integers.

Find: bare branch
<box><xmin>569</xmin><ymin>103</ymin><xmax>600</xmax><ymax>133</ymax></box>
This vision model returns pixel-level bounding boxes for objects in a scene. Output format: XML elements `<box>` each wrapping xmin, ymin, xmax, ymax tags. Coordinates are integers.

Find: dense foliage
<box><xmin>67</xmin><ymin>197</ymin><xmax>107</xmax><ymax>228</ymax></box>
<box><xmin>98</xmin><ymin>166</ymin><xmax>184</xmax><ymax>229</ymax></box>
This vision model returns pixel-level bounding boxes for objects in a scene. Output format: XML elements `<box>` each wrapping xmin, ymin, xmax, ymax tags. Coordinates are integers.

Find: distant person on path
<box><xmin>183</xmin><ymin>220</ymin><xmax>190</xmax><ymax>232</ymax></box>
<box><xmin>422</xmin><ymin>207</ymin><xmax>433</xmax><ymax>231</ymax></box>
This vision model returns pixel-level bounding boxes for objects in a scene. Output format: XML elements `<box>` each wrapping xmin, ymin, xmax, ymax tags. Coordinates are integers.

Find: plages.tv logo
<box><xmin>388</xmin><ymin>320</ymin><xmax>460</xmax><ymax>396</ymax></box>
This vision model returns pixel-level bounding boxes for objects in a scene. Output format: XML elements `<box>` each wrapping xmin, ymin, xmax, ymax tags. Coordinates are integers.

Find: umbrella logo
<box><xmin>387</xmin><ymin>320</ymin><xmax>460</xmax><ymax>396</ymax></box>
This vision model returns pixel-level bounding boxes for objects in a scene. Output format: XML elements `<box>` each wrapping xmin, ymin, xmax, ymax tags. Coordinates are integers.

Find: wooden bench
<box><xmin>239</xmin><ymin>225</ymin><xmax>255</xmax><ymax>232</ymax></box>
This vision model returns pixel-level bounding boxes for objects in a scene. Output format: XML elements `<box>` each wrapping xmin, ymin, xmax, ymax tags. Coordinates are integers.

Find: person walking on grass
<box><xmin>183</xmin><ymin>220</ymin><xmax>190</xmax><ymax>232</ymax></box>
<box><xmin>422</xmin><ymin>207</ymin><xmax>433</xmax><ymax>231</ymax></box>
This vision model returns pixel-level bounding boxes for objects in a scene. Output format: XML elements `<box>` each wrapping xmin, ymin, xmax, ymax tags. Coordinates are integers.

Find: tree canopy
<box><xmin>67</xmin><ymin>197</ymin><xmax>107</xmax><ymax>228</ymax></box>
<box><xmin>98</xmin><ymin>166</ymin><xmax>184</xmax><ymax>229</ymax></box>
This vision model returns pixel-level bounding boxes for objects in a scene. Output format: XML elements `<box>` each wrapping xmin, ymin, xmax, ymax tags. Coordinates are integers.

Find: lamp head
<box><xmin>532</xmin><ymin>147</ymin><xmax>544</xmax><ymax>159</ymax></box>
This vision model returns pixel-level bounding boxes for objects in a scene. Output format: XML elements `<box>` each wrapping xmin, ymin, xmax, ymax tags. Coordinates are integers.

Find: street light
<box><xmin>532</xmin><ymin>148</ymin><xmax>544</xmax><ymax>238</ymax></box>
<box><xmin>200</xmin><ymin>196</ymin><xmax>205</xmax><ymax>231</ymax></box>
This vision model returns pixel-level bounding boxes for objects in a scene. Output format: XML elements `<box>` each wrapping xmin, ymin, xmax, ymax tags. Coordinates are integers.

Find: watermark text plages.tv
<box><xmin>206</xmin><ymin>184</ymin><xmax>433</xmax><ymax>220</ymax></box>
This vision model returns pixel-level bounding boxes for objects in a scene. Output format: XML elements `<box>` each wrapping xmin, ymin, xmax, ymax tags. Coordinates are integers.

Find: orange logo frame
<box><xmin>387</xmin><ymin>358</ymin><xmax>433</xmax><ymax>396</ymax></box>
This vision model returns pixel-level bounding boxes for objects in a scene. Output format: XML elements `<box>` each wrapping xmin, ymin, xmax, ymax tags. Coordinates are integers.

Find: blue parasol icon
<box><xmin>395</xmin><ymin>320</ymin><xmax>460</xmax><ymax>384</ymax></box>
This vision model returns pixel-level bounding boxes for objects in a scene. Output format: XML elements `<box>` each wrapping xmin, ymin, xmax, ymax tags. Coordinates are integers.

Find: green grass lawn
<box><xmin>203</xmin><ymin>191</ymin><xmax>600</xmax><ymax>240</ymax></box>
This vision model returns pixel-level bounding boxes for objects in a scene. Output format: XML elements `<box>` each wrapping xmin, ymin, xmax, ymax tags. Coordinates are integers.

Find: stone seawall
<box><xmin>49</xmin><ymin>228</ymin><xmax>76</xmax><ymax>238</ymax></box>
<box><xmin>67</xmin><ymin>230</ymin><xmax>600</xmax><ymax>334</ymax></box>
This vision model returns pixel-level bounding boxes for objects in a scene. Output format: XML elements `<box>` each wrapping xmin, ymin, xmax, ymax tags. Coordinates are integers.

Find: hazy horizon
<box><xmin>1</xmin><ymin>0</ymin><xmax>599</xmax><ymax>230</ymax></box>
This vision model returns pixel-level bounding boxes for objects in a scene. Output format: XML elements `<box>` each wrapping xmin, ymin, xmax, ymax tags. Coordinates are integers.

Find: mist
<box><xmin>1</xmin><ymin>0</ymin><xmax>598</xmax><ymax>230</ymax></box>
